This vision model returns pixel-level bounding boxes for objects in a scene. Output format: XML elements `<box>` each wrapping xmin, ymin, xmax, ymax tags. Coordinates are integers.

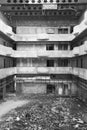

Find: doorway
<box><xmin>47</xmin><ymin>60</ymin><xmax>54</xmax><ymax>67</ymax></box>
<box><xmin>47</xmin><ymin>84</ymin><xmax>55</xmax><ymax>94</ymax></box>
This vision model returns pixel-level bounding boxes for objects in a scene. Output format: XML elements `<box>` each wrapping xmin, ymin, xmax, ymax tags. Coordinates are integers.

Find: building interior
<box><xmin>1</xmin><ymin>0</ymin><xmax>87</xmax><ymax>129</ymax></box>
<box><xmin>0</xmin><ymin>0</ymin><xmax>87</xmax><ymax>102</ymax></box>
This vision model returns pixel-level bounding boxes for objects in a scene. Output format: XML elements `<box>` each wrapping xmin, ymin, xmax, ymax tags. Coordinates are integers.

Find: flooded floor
<box><xmin>0</xmin><ymin>94</ymin><xmax>87</xmax><ymax>130</ymax></box>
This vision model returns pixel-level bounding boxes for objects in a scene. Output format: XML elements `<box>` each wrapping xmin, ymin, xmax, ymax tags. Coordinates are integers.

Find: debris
<box><xmin>0</xmin><ymin>96</ymin><xmax>87</xmax><ymax>130</ymax></box>
<box><xmin>72</xmin><ymin>117</ymin><xmax>77</xmax><ymax>121</ymax></box>
<box><xmin>83</xmin><ymin>113</ymin><xmax>87</xmax><ymax>123</ymax></box>
<box><xmin>25</xmin><ymin>113</ymin><xmax>31</xmax><ymax>120</ymax></box>
<box><xmin>6</xmin><ymin>116</ymin><xmax>13</xmax><ymax>122</ymax></box>
<box><xmin>15</xmin><ymin>117</ymin><xmax>20</xmax><ymax>121</ymax></box>
<box><xmin>77</xmin><ymin>119</ymin><xmax>84</xmax><ymax>124</ymax></box>
<box><xmin>78</xmin><ymin>104</ymin><xmax>81</xmax><ymax>107</ymax></box>
<box><xmin>74</xmin><ymin>124</ymin><xmax>79</xmax><ymax>128</ymax></box>
<box><xmin>5</xmin><ymin>128</ymin><xmax>10</xmax><ymax>130</ymax></box>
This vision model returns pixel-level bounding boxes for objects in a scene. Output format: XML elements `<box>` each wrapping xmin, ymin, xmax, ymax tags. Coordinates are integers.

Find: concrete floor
<box><xmin>0</xmin><ymin>94</ymin><xmax>87</xmax><ymax>130</ymax></box>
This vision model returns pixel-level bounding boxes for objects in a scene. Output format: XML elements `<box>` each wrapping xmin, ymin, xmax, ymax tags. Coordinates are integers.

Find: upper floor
<box><xmin>1</xmin><ymin>0</ymin><xmax>85</xmax><ymax>4</ymax></box>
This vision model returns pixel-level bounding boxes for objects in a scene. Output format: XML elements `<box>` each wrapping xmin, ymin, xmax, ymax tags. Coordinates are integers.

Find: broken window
<box><xmin>47</xmin><ymin>84</ymin><xmax>55</xmax><ymax>94</ymax></box>
<box><xmin>58</xmin><ymin>44</ymin><xmax>68</xmax><ymax>50</ymax></box>
<box><xmin>64</xmin><ymin>44</ymin><xmax>68</xmax><ymax>50</ymax></box>
<box><xmin>46</xmin><ymin>44</ymin><xmax>54</xmax><ymax>50</ymax></box>
<box><xmin>58</xmin><ymin>28</ymin><xmax>68</xmax><ymax>34</ymax></box>
<box><xmin>58</xmin><ymin>28</ymin><xmax>63</xmax><ymax>34</ymax></box>
<box><xmin>47</xmin><ymin>60</ymin><xmax>54</xmax><ymax>67</ymax></box>
<box><xmin>58</xmin><ymin>59</ymin><xmax>68</xmax><ymax>67</ymax></box>
<box><xmin>63</xmin><ymin>28</ymin><xmax>68</xmax><ymax>34</ymax></box>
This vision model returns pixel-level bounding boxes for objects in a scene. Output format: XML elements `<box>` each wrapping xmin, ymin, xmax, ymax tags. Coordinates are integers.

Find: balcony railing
<box><xmin>0</xmin><ymin>67</ymin><xmax>16</xmax><ymax>79</ymax></box>
<box><xmin>0</xmin><ymin>45</ymin><xmax>72</xmax><ymax>58</ymax></box>
<box><xmin>0</xmin><ymin>67</ymin><xmax>87</xmax><ymax>81</ymax></box>
<box><xmin>72</xmin><ymin>67</ymin><xmax>87</xmax><ymax>80</ymax></box>
<box><xmin>0</xmin><ymin>44</ymin><xmax>13</xmax><ymax>56</ymax></box>
<box><xmin>73</xmin><ymin>46</ymin><xmax>80</xmax><ymax>56</ymax></box>
<box><xmin>13</xmin><ymin>50</ymin><xmax>72</xmax><ymax>58</ymax></box>
<box><xmin>14</xmin><ymin>34</ymin><xmax>74</xmax><ymax>42</ymax></box>
<box><xmin>0</xmin><ymin>19</ymin><xmax>14</xmax><ymax>40</ymax></box>
<box><xmin>72</xmin><ymin>43</ymin><xmax>87</xmax><ymax>56</ymax></box>
<box><xmin>0</xmin><ymin>44</ymin><xmax>86</xmax><ymax>58</ymax></box>
<box><xmin>13</xmin><ymin>51</ymin><xmax>37</xmax><ymax>58</ymax></box>
<box><xmin>16</xmin><ymin>67</ymin><xmax>72</xmax><ymax>74</ymax></box>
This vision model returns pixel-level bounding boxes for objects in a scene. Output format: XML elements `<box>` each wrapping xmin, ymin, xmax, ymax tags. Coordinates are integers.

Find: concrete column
<box><xmin>14</xmin><ymin>75</ymin><xmax>16</xmax><ymax>92</ymax></box>
<box><xmin>20</xmin><ymin>58</ymin><xmax>23</xmax><ymax>67</ymax></box>
<box><xmin>68</xmin><ymin>27</ymin><xmax>70</xmax><ymax>34</ymax></box>
<box><xmin>68</xmin><ymin>44</ymin><xmax>70</xmax><ymax>50</ymax></box>
<box><xmin>68</xmin><ymin>83</ymin><xmax>71</xmax><ymax>96</ymax></box>
<box><xmin>31</xmin><ymin>59</ymin><xmax>33</xmax><ymax>67</ymax></box>
<box><xmin>3</xmin><ymin>85</ymin><xmax>6</xmax><ymax>99</ymax></box>
<box><xmin>16</xmin><ymin>82</ymin><xmax>22</xmax><ymax>95</ymax></box>
<box><xmin>54</xmin><ymin>59</ymin><xmax>57</xmax><ymax>67</ymax></box>
<box><xmin>54</xmin><ymin>44</ymin><xmax>57</xmax><ymax>50</ymax></box>
<box><xmin>71</xmin><ymin>82</ymin><xmax>77</xmax><ymax>96</ymax></box>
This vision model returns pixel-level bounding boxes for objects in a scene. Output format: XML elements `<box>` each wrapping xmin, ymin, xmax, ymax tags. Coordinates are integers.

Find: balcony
<box><xmin>0</xmin><ymin>46</ymin><xmax>72</xmax><ymax>58</ymax></box>
<box><xmin>73</xmin><ymin>46</ymin><xmax>80</xmax><ymax>56</ymax></box>
<box><xmin>37</xmin><ymin>67</ymin><xmax>49</xmax><ymax>73</ymax></box>
<box><xmin>13</xmin><ymin>51</ymin><xmax>37</xmax><ymax>58</ymax></box>
<box><xmin>16</xmin><ymin>67</ymin><xmax>72</xmax><ymax>74</ymax></box>
<box><xmin>79</xmin><ymin>44</ymin><xmax>85</xmax><ymax>55</ymax></box>
<box><xmin>72</xmin><ymin>68</ymin><xmax>87</xmax><ymax>80</ymax></box>
<box><xmin>0</xmin><ymin>45</ymin><xmax>13</xmax><ymax>56</ymax></box>
<box><xmin>16</xmin><ymin>67</ymin><xmax>87</xmax><ymax>80</ymax></box>
<box><xmin>14</xmin><ymin>34</ymin><xmax>75</xmax><ymax>42</ymax></box>
<box><xmin>43</xmin><ymin>51</ymin><xmax>72</xmax><ymax>58</ymax></box>
<box><xmin>37</xmin><ymin>33</ymin><xmax>49</xmax><ymax>40</ymax></box>
<box><xmin>0</xmin><ymin>67</ymin><xmax>87</xmax><ymax>81</ymax></box>
<box><xmin>72</xmin><ymin>43</ymin><xmax>86</xmax><ymax>56</ymax></box>
<box><xmin>0</xmin><ymin>67</ymin><xmax>16</xmax><ymax>79</ymax></box>
<box><xmin>13</xmin><ymin>50</ymin><xmax>72</xmax><ymax>58</ymax></box>
<box><xmin>0</xmin><ymin>19</ymin><xmax>14</xmax><ymax>41</ymax></box>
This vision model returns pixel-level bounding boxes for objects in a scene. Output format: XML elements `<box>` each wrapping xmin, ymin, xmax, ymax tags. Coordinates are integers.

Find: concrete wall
<box><xmin>0</xmin><ymin>57</ymin><xmax>4</xmax><ymax>68</ymax></box>
<box><xmin>16</xmin><ymin>58</ymin><xmax>46</xmax><ymax>67</ymax></box>
<box><xmin>17</xmin><ymin>44</ymin><xmax>46</xmax><ymax>51</ymax></box>
<box><xmin>12</xmin><ymin>18</ymin><xmax>77</xmax><ymax>27</ymax></box>
<box><xmin>77</xmin><ymin>83</ymin><xmax>87</xmax><ymax>102</ymax></box>
<box><xmin>16</xmin><ymin>26</ymin><xmax>71</xmax><ymax>34</ymax></box>
<box><xmin>71</xmin><ymin>82</ymin><xmax>77</xmax><ymax>96</ymax></box>
<box><xmin>21</xmin><ymin>83</ymin><xmax>46</xmax><ymax>94</ymax></box>
<box><xmin>15</xmin><ymin>82</ymin><xmax>77</xmax><ymax>96</ymax></box>
<box><xmin>0</xmin><ymin>56</ymin><xmax>14</xmax><ymax>69</ymax></box>
<box><xmin>16</xmin><ymin>58</ymin><xmax>69</xmax><ymax>67</ymax></box>
<box><xmin>16</xmin><ymin>43</ymin><xmax>69</xmax><ymax>52</ymax></box>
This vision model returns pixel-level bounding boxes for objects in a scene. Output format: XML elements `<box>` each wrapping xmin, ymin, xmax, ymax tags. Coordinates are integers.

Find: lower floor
<box><xmin>0</xmin><ymin>74</ymin><xmax>87</xmax><ymax>103</ymax></box>
<box><xmin>16</xmin><ymin>82</ymin><xmax>77</xmax><ymax>97</ymax></box>
<box><xmin>0</xmin><ymin>75</ymin><xmax>15</xmax><ymax>100</ymax></box>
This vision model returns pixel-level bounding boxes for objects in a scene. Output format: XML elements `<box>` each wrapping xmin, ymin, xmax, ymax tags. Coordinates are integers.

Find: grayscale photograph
<box><xmin>0</xmin><ymin>0</ymin><xmax>87</xmax><ymax>130</ymax></box>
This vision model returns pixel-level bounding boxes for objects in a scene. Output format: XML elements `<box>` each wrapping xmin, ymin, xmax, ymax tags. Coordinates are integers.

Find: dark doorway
<box><xmin>47</xmin><ymin>84</ymin><xmax>55</xmax><ymax>94</ymax></box>
<box><xmin>47</xmin><ymin>60</ymin><xmax>54</xmax><ymax>67</ymax></box>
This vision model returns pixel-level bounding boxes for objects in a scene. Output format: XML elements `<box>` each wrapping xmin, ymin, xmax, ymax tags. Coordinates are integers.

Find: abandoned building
<box><xmin>0</xmin><ymin>0</ymin><xmax>87</xmax><ymax>101</ymax></box>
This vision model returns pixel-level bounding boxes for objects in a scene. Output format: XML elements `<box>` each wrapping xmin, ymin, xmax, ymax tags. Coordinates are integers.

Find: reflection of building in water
<box><xmin>0</xmin><ymin>0</ymin><xmax>87</xmax><ymax>100</ymax></box>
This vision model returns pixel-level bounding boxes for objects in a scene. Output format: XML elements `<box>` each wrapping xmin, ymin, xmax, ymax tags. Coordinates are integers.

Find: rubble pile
<box><xmin>0</xmin><ymin>95</ymin><xmax>87</xmax><ymax>130</ymax></box>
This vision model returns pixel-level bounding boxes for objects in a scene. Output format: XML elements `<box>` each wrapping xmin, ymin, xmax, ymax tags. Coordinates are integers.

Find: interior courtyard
<box><xmin>0</xmin><ymin>0</ymin><xmax>87</xmax><ymax>129</ymax></box>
